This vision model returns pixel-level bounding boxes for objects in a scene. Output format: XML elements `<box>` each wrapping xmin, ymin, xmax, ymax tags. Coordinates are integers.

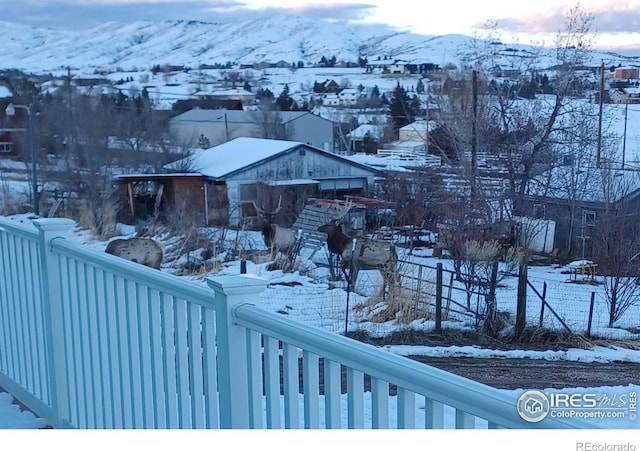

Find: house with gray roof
<box><xmin>169</xmin><ymin>108</ymin><xmax>335</xmax><ymax>151</ymax></box>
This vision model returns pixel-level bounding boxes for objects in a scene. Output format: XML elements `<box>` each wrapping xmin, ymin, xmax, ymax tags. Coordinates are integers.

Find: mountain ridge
<box><xmin>0</xmin><ymin>16</ymin><xmax>637</xmax><ymax>74</ymax></box>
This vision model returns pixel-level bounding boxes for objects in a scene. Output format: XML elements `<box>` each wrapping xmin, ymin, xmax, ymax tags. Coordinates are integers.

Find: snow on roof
<box><xmin>165</xmin><ymin>137</ymin><xmax>305</xmax><ymax>178</ymax></box>
<box><xmin>0</xmin><ymin>85</ymin><xmax>12</xmax><ymax>99</ymax></box>
<box><xmin>400</xmin><ymin>119</ymin><xmax>437</xmax><ymax>132</ymax></box>
<box><xmin>347</xmin><ymin>124</ymin><xmax>384</xmax><ymax>139</ymax></box>
<box><xmin>526</xmin><ymin>163</ymin><xmax>640</xmax><ymax>203</ymax></box>
<box><xmin>209</xmin><ymin>88</ymin><xmax>254</xmax><ymax>96</ymax></box>
<box><xmin>171</xmin><ymin>108</ymin><xmax>311</xmax><ymax>124</ymax></box>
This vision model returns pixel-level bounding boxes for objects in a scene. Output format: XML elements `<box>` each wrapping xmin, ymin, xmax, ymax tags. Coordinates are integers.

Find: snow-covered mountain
<box><xmin>1</xmin><ymin>16</ymin><xmax>638</xmax><ymax>74</ymax></box>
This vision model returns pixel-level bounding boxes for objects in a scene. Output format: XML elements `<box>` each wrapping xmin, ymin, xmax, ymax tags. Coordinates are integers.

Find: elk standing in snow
<box><xmin>253</xmin><ymin>196</ymin><xmax>298</xmax><ymax>261</ymax></box>
<box><xmin>105</xmin><ymin>237</ymin><xmax>164</xmax><ymax>269</ymax></box>
<box><xmin>318</xmin><ymin>200</ymin><xmax>399</xmax><ymax>290</ymax></box>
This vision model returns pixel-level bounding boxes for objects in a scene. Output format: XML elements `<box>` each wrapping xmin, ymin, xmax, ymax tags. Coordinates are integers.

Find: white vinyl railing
<box><xmin>0</xmin><ymin>216</ymin><xmax>596</xmax><ymax>429</ymax></box>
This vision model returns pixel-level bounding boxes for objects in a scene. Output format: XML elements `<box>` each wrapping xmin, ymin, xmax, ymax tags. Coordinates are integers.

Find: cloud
<box><xmin>488</xmin><ymin>3</ymin><xmax>640</xmax><ymax>35</ymax></box>
<box><xmin>1</xmin><ymin>0</ymin><xmax>376</xmax><ymax>29</ymax></box>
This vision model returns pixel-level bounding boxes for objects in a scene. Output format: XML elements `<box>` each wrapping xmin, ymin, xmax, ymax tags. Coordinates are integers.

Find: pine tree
<box><xmin>388</xmin><ymin>84</ymin><xmax>415</xmax><ymax>131</ymax></box>
<box><xmin>276</xmin><ymin>84</ymin><xmax>293</xmax><ymax>111</ymax></box>
<box><xmin>416</xmin><ymin>79</ymin><xmax>425</xmax><ymax>94</ymax></box>
<box><xmin>243</xmin><ymin>80</ymin><xmax>251</xmax><ymax>92</ymax></box>
<box><xmin>197</xmin><ymin>134</ymin><xmax>211</xmax><ymax>149</ymax></box>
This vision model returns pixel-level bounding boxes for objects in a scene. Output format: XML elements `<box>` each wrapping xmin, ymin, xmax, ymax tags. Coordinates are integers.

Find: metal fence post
<box><xmin>435</xmin><ymin>263</ymin><xmax>442</xmax><ymax>334</ymax></box>
<box><xmin>33</xmin><ymin>218</ymin><xmax>75</xmax><ymax>428</ymax></box>
<box><xmin>206</xmin><ymin>274</ymin><xmax>268</xmax><ymax>429</ymax></box>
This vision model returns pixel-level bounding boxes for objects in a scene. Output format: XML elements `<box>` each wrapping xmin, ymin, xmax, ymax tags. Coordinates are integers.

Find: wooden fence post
<box><xmin>33</xmin><ymin>218</ymin><xmax>75</xmax><ymax>428</ymax></box>
<box><xmin>435</xmin><ymin>263</ymin><xmax>443</xmax><ymax>334</ymax></box>
<box><xmin>206</xmin><ymin>274</ymin><xmax>268</xmax><ymax>429</ymax></box>
<box><xmin>515</xmin><ymin>257</ymin><xmax>528</xmax><ymax>339</ymax></box>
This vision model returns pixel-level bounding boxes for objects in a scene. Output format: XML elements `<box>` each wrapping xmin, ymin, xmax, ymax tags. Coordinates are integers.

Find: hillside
<box><xmin>1</xmin><ymin>16</ymin><xmax>638</xmax><ymax>74</ymax></box>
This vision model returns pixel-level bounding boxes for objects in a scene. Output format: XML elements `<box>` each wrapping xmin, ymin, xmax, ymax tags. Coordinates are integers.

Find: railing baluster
<box><xmin>347</xmin><ymin>368</ymin><xmax>364</xmax><ymax>429</ymax></box>
<box><xmin>371</xmin><ymin>377</ymin><xmax>389</xmax><ymax>429</ymax></box>
<box><xmin>160</xmin><ymin>293</ymin><xmax>178</xmax><ymax>428</ymax></box>
<box><xmin>282</xmin><ymin>343</ymin><xmax>299</xmax><ymax>428</ymax></box>
<box><xmin>455</xmin><ymin>409</ymin><xmax>476</xmax><ymax>429</ymax></box>
<box><xmin>201</xmin><ymin>307</ymin><xmax>219</xmax><ymax>429</ymax></box>
<box><xmin>173</xmin><ymin>297</ymin><xmax>190</xmax><ymax>429</ymax></box>
<box><xmin>137</xmin><ymin>286</ymin><xmax>154</xmax><ymax>429</ymax></box>
<box><xmin>424</xmin><ymin>397</ymin><xmax>444</xmax><ymax>429</ymax></box>
<box><xmin>187</xmin><ymin>303</ymin><xmax>205</xmax><ymax>428</ymax></box>
<box><xmin>302</xmin><ymin>351</ymin><xmax>319</xmax><ymax>429</ymax></box>
<box><xmin>148</xmin><ymin>289</ymin><xmax>166</xmax><ymax>428</ymax></box>
<box><xmin>95</xmin><ymin>269</ymin><xmax>112</xmax><ymax>428</ymax></box>
<box><xmin>263</xmin><ymin>336</ymin><xmax>281</xmax><ymax>428</ymax></box>
<box><xmin>324</xmin><ymin>359</ymin><xmax>341</xmax><ymax>428</ymax></box>
<box><xmin>397</xmin><ymin>388</ymin><xmax>415</xmax><ymax>429</ymax></box>
<box><xmin>246</xmin><ymin>330</ymin><xmax>263</xmax><ymax>429</ymax></box>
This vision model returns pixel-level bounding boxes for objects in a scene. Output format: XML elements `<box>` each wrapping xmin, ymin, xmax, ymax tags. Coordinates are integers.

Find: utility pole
<box><xmin>622</xmin><ymin>102</ymin><xmax>628</xmax><ymax>169</ymax></box>
<box><xmin>471</xmin><ymin>70</ymin><xmax>478</xmax><ymax>202</ymax></box>
<box><xmin>596</xmin><ymin>61</ymin><xmax>605</xmax><ymax>168</ymax></box>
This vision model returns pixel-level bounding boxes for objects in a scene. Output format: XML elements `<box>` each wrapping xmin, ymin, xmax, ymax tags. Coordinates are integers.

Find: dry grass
<box><xmin>356</xmin><ymin>285</ymin><xmax>433</xmax><ymax>324</ymax></box>
<box><xmin>76</xmin><ymin>197</ymin><xmax>118</xmax><ymax>240</ymax></box>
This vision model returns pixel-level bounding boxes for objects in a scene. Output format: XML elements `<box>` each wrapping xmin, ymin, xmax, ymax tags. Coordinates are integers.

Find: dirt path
<box><xmin>411</xmin><ymin>357</ymin><xmax>640</xmax><ymax>390</ymax></box>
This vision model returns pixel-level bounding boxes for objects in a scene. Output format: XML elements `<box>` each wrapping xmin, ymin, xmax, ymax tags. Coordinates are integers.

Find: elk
<box><xmin>253</xmin><ymin>196</ymin><xmax>298</xmax><ymax>260</ymax></box>
<box><xmin>317</xmin><ymin>200</ymin><xmax>399</xmax><ymax>290</ymax></box>
<box><xmin>105</xmin><ymin>237</ymin><xmax>164</xmax><ymax>269</ymax></box>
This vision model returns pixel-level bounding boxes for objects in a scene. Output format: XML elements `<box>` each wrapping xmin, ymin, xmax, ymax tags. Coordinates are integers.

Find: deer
<box><xmin>105</xmin><ymin>237</ymin><xmax>164</xmax><ymax>269</ymax></box>
<box><xmin>253</xmin><ymin>196</ymin><xmax>298</xmax><ymax>262</ymax></box>
<box><xmin>317</xmin><ymin>199</ymin><xmax>399</xmax><ymax>291</ymax></box>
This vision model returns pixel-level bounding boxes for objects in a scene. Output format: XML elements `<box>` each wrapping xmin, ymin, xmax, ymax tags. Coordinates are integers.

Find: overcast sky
<box><xmin>3</xmin><ymin>0</ymin><xmax>640</xmax><ymax>54</ymax></box>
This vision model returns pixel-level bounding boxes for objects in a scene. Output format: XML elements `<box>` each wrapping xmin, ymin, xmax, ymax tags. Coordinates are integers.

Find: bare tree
<box><xmin>249</xmin><ymin>100</ymin><xmax>291</xmax><ymax>140</ymax></box>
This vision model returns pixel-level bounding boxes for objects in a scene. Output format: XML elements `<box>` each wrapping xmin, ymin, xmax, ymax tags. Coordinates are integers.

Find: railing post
<box><xmin>32</xmin><ymin>218</ymin><xmax>75</xmax><ymax>428</ymax></box>
<box><xmin>206</xmin><ymin>274</ymin><xmax>269</xmax><ymax>429</ymax></box>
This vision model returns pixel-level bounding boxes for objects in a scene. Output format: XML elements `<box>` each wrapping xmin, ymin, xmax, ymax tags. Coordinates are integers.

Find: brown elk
<box><xmin>253</xmin><ymin>196</ymin><xmax>298</xmax><ymax>260</ymax></box>
<box><xmin>105</xmin><ymin>237</ymin><xmax>164</xmax><ymax>269</ymax></box>
<box><xmin>317</xmin><ymin>200</ymin><xmax>399</xmax><ymax>289</ymax></box>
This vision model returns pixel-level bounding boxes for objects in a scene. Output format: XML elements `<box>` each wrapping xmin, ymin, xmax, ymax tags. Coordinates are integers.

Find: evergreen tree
<box><xmin>388</xmin><ymin>84</ymin><xmax>415</xmax><ymax>131</ymax></box>
<box><xmin>256</xmin><ymin>88</ymin><xmax>274</xmax><ymax>101</ymax></box>
<box><xmin>319</xmin><ymin>56</ymin><xmax>328</xmax><ymax>67</ymax></box>
<box><xmin>243</xmin><ymin>80</ymin><xmax>251</xmax><ymax>92</ymax></box>
<box><xmin>416</xmin><ymin>78</ymin><xmax>425</xmax><ymax>94</ymax></box>
<box><xmin>276</xmin><ymin>84</ymin><xmax>294</xmax><ymax>111</ymax></box>
<box><xmin>197</xmin><ymin>134</ymin><xmax>211</xmax><ymax>149</ymax></box>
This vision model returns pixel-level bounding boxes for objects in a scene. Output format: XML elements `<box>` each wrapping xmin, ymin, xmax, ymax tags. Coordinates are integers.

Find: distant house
<box><xmin>313</xmin><ymin>79</ymin><xmax>341</xmax><ymax>94</ymax></box>
<box><xmin>169</xmin><ymin>108</ymin><xmax>335</xmax><ymax>151</ymax></box>
<box><xmin>522</xmin><ymin>165</ymin><xmax>640</xmax><ymax>258</ymax></box>
<box><xmin>388</xmin><ymin>61</ymin><xmax>409</xmax><ymax>75</ymax></box>
<box><xmin>611</xmin><ymin>87</ymin><xmax>640</xmax><ymax>104</ymax></box>
<box><xmin>399</xmin><ymin>119</ymin><xmax>437</xmax><ymax>142</ymax></box>
<box><xmin>0</xmin><ymin>84</ymin><xmax>17</xmax><ymax>155</ymax></box>
<box><xmin>114</xmin><ymin>137</ymin><xmax>382</xmax><ymax>226</ymax></box>
<box><xmin>612</xmin><ymin>67</ymin><xmax>640</xmax><ymax>80</ymax></box>
<box><xmin>200</xmin><ymin>89</ymin><xmax>255</xmax><ymax>106</ymax></box>
<box><xmin>347</xmin><ymin>124</ymin><xmax>384</xmax><ymax>154</ymax></box>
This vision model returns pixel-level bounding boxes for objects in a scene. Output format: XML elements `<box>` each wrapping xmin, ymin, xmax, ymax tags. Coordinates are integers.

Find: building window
<box><xmin>583</xmin><ymin>210</ymin><xmax>596</xmax><ymax>227</ymax></box>
<box><xmin>533</xmin><ymin>203</ymin><xmax>545</xmax><ymax>219</ymax></box>
<box><xmin>0</xmin><ymin>142</ymin><xmax>12</xmax><ymax>153</ymax></box>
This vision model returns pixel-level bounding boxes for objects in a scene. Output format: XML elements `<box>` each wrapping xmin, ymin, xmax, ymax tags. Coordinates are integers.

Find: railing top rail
<box><xmin>0</xmin><ymin>216</ymin><xmax>39</xmax><ymax>240</ymax></box>
<box><xmin>233</xmin><ymin>303</ymin><xmax>597</xmax><ymax>430</ymax></box>
<box><xmin>50</xmin><ymin>237</ymin><xmax>214</xmax><ymax>307</ymax></box>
